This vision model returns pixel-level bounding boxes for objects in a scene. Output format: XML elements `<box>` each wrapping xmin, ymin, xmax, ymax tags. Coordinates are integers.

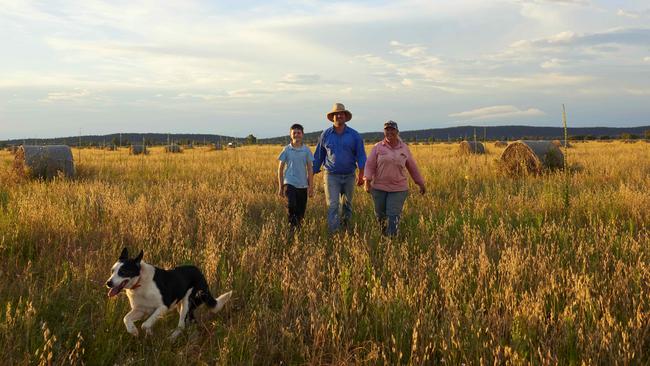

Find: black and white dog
<box><xmin>105</xmin><ymin>248</ymin><xmax>232</xmax><ymax>338</ymax></box>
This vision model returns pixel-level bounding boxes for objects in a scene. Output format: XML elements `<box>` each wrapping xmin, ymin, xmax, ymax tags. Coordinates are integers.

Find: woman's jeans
<box><xmin>324</xmin><ymin>172</ymin><xmax>356</xmax><ymax>232</ymax></box>
<box><xmin>370</xmin><ymin>189</ymin><xmax>408</xmax><ymax>236</ymax></box>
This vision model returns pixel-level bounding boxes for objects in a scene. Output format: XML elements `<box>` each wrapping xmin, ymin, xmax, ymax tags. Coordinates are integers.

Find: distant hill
<box><xmin>1</xmin><ymin>125</ymin><xmax>648</xmax><ymax>146</ymax></box>
<box><xmin>0</xmin><ymin>133</ymin><xmax>244</xmax><ymax>147</ymax></box>
<box><xmin>259</xmin><ymin>125</ymin><xmax>650</xmax><ymax>144</ymax></box>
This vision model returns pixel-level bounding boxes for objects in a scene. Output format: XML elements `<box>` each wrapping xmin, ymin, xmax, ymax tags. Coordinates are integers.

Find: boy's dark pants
<box><xmin>284</xmin><ymin>184</ymin><xmax>308</xmax><ymax>227</ymax></box>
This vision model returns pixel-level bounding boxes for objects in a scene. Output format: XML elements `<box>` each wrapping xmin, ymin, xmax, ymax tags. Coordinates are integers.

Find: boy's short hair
<box><xmin>290</xmin><ymin>123</ymin><xmax>304</xmax><ymax>132</ymax></box>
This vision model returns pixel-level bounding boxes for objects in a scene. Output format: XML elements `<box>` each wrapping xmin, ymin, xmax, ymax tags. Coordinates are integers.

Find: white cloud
<box><xmin>617</xmin><ymin>9</ymin><xmax>638</xmax><ymax>18</ymax></box>
<box><xmin>487</xmin><ymin>27</ymin><xmax>648</xmax><ymax>82</ymax></box>
<box><xmin>540</xmin><ymin>58</ymin><xmax>564</xmax><ymax>68</ymax></box>
<box><xmin>351</xmin><ymin>42</ymin><xmax>448</xmax><ymax>92</ymax></box>
<box><xmin>616</xmin><ymin>9</ymin><xmax>649</xmax><ymax>18</ymax></box>
<box><xmin>449</xmin><ymin>105</ymin><xmax>545</xmax><ymax>120</ymax></box>
<box><xmin>278</xmin><ymin>74</ymin><xmax>322</xmax><ymax>85</ymax></box>
<box><xmin>517</xmin><ymin>28</ymin><xmax>650</xmax><ymax>49</ymax></box>
<box><xmin>173</xmin><ymin>92</ymin><xmax>224</xmax><ymax>101</ymax></box>
<box><xmin>42</xmin><ymin>88</ymin><xmax>93</xmax><ymax>102</ymax></box>
<box><xmin>390</xmin><ymin>41</ymin><xmax>428</xmax><ymax>58</ymax></box>
<box><xmin>624</xmin><ymin>88</ymin><xmax>650</xmax><ymax>96</ymax></box>
<box><xmin>352</xmin><ymin>54</ymin><xmax>395</xmax><ymax>69</ymax></box>
<box><xmin>500</xmin><ymin>73</ymin><xmax>592</xmax><ymax>87</ymax></box>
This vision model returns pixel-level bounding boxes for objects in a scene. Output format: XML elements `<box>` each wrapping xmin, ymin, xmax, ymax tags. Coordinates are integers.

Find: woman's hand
<box><xmin>364</xmin><ymin>180</ymin><xmax>372</xmax><ymax>193</ymax></box>
<box><xmin>277</xmin><ymin>186</ymin><xmax>284</xmax><ymax>197</ymax></box>
<box><xmin>418</xmin><ymin>184</ymin><xmax>426</xmax><ymax>195</ymax></box>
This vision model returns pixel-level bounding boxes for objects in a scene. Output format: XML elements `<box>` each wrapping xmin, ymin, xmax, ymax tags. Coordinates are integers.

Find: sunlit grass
<box><xmin>0</xmin><ymin>141</ymin><xmax>648</xmax><ymax>364</ymax></box>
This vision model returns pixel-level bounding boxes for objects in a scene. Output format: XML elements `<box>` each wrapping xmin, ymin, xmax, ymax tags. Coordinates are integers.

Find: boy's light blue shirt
<box><xmin>278</xmin><ymin>143</ymin><xmax>314</xmax><ymax>189</ymax></box>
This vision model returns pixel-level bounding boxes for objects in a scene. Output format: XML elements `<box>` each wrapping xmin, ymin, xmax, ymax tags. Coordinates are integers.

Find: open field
<box><xmin>0</xmin><ymin>141</ymin><xmax>649</xmax><ymax>364</ymax></box>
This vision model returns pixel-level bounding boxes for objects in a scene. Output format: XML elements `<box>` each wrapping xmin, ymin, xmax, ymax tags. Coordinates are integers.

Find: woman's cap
<box><xmin>384</xmin><ymin>120</ymin><xmax>398</xmax><ymax>130</ymax></box>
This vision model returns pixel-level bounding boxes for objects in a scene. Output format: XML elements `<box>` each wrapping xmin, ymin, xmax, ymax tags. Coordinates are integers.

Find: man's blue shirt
<box><xmin>313</xmin><ymin>125</ymin><xmax>367</xmax><ymax>175</ymax></box>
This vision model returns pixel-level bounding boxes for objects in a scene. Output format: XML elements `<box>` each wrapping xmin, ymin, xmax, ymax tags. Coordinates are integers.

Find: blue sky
<box><xmin>1</xmin><ymin>0</ymin><xmax>649</xmax><ymax>139</ymax></box>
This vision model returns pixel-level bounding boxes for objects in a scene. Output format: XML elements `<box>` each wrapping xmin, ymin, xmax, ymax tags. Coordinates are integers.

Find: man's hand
<box><xmin>356</xmin><ymin>168</ymin><xmax>365</xmax><ymax>186</ymax></box>
<box><xmin>277</xmin><ymin>186</ymin><xmax>284</xmax><ymax>197</ymax></box>
<box><xmin>356</xmin><ymin>175</ymin><xmax>364</xmax><ymax>186</ymax></box>
<box><xmin>308</xmin><ymin>185</ymin><xmax>314</xmax><ymax>198</ymax></box>
<box><xmin>418</xmin><ymin>184</ymin><xmax>426</xmax><ymax>195</ymax></box>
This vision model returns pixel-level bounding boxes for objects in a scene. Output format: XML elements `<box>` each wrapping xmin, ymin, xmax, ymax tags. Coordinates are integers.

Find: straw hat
<box><xmin>326</xmin><ymin>103</ymin><xmax>352</xmax><ymax>122</ymax></box>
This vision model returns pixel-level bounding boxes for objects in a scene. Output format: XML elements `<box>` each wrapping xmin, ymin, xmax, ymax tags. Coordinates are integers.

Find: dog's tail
<box><xmin>205</xmin><ymin>291</ymin><xmax>232</xmax><ymax>313</ymax></box>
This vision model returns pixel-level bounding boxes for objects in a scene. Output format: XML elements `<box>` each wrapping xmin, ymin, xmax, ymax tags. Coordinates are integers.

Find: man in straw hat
<box><xmin>313</xmin><ymin>103</ymin><xmax>367</xmax><ymax>233</ymax></box>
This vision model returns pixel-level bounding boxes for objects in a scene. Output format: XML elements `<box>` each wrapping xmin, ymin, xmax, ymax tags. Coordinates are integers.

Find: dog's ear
<box><xmin>134</xmin><ymin>250</ymin><xmax>144</xmax><ymax>263</ymax></box>
<box><xmin>119</xmin><ymin>247</ymin><xmax>129</xmax><ymax>261</ymax></box>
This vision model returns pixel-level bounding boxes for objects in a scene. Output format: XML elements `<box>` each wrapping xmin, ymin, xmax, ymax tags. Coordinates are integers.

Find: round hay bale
<box><xmin>623</xmin><ymin>139</ymin><xmax>638</xmax><ymax>144</ymax></box>
<box><xmin>494</xmin><ymin>141</ymin><xmax>508</xmax><ymax>148</ymax></box>
<box><xmin>104</xmin><ymin>144</ymin><xmax>117</xmax><ymax>151</ymax></box>
<box><xmin>212</xmin><ymin>142</ymin><xmax>223</xmax><ymax>151</ymax></box>
<box><xmin>130</xmin><ymin>145</ymin><xmax>148</xmax><ymax>155</ymax></box>
<box><xmin>459</xmin><ymin>141</ymin><xmax>485</xmax><ymax>155</ymax></box>
<box><xmin>551</xmin><ymin>139</ymin><xmax>571</xmax><ymax>148</ymax></box>
<box><xmin>14</xmin><ymin>145</ymin><xmax>74</xmax><ymax>179</ymax></box>
<box><xmin>164</xmin><ymin>144</ymin><xmax>182</xmax><ymax>153</ymax></box>
<box><xmin>500</xmin><ymin>140</ymin><xmax>564</xmax><ymax>174</ymax></box>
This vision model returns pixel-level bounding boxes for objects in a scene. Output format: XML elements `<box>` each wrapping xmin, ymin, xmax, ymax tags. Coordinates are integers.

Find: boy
<box><xmin>278</xmin><ymin>123</ymin><xmax>314</xmax><ymax>230</ymax></box>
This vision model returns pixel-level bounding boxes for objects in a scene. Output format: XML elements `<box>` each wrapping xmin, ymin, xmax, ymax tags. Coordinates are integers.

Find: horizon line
<box><xmin>2</xmin><ymin>123</ymin><xmax>649</xmax><ymax>142</ymax></box>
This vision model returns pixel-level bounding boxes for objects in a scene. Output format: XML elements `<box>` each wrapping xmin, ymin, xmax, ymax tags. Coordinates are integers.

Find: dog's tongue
<box><xmin>108</xmin><ymin>286</ymin><xmax>121</xmax><ymax>297</ymax></box>
<box><xmin>108</xmin><ymin>280</ymin><xmax>127</xmax><ymax>297</ymax></box>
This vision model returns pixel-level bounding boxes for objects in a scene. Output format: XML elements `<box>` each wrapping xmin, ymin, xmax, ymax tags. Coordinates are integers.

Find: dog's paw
<box><xmin>126</xmin><ymin>327</ymin><xmax>139</xmax><ymax>337</ymax></box>
<box><xmin>141</xmin><ymin>324</ymin><xmax>154</xmax><ymax>336</ymax></box>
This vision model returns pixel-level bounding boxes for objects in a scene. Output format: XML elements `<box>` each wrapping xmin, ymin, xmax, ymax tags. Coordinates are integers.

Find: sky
<box><xmin>0</xmin><ymin>0</ymin><xmax>649</xmax><ymax>139</ymax></box>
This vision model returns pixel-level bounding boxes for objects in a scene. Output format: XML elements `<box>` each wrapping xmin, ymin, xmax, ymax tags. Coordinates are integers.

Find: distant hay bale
<box><xmin>104</xmin><ymin>144</ymin><xmax>117</xmax><ymax>151</ymax></box>
<box><xmin>500</xmin><ymin>140</ymin><xmax>564</xmax><ymax>175</ymax></box>
<box><xmin>130</xmin><ymin>145</ymin><xmax>148</xmax><ymax>155</ymax></box>
<box><xmin>14</xmin><ymin>145</ymin><xmax>74</xmax><ymax>179</ymax></box>
<box><xmin>185</xmin><ymin>143</ymin><xmax>194</xmax><ymax>149</ymax></box>
<box><xmin>459</xmin><ymin>141</ymin><xmax>485</xmax><ymax>155</ymax></box>
<box><xmin>211</xmin><ymin>142</ymin><xmax>223</xmax><ymax>151</ymax></box>
<box><xmin>164</xmin><ymin>144</ymin><xmax>182</xmax><ymax>153</ymax></box>
<box><xmin>623</xmin><ymin>139</ymin><xmax>638</xmax><ymax>144</ymax></box>
<box><xmin>494</xmin><ymin>141</ymin><xmax>508</xmax><ymax>148</ymax></box>
<box><xmin>551</xmin><ymin>139</ymin><xmax>572</xmax><ymax>148</ymax></box>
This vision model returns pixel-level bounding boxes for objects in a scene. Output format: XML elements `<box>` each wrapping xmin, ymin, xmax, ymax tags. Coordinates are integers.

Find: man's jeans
<box><xmin>370</xmin><ymin>189</ymin><xmax>408</xmax><ymax>236</ymax></box>
<box><xmin>323</xmin><ymin>172</ymin><xmax>356</xmax><ymax>232</ymax></box>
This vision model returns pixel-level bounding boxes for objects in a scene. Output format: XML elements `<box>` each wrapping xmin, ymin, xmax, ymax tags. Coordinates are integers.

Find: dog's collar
<box><xmin>130</xmin><ymin>277</ymin><xmax>142</xmax><ymax>290</ymax></box>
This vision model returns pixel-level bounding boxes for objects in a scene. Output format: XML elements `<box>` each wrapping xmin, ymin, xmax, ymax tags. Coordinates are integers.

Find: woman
<box><xmin>363</xmin><ymin>120</ymin><xmax>426</xmax><ymax>236</ymax></box>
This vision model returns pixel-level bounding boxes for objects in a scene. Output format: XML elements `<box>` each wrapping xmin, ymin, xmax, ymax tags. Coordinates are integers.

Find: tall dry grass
<box><xmin>0</xmin><ymin>142</ymin><xmax>648</xmax><ymax>364</ymax></box>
